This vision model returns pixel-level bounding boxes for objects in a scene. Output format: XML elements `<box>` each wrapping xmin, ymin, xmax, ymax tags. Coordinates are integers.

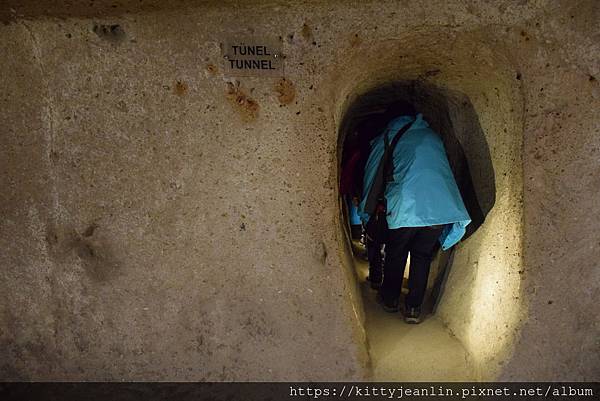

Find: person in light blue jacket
<box><xmin>358</xmin><ymin>102</ymin><xmax>471</xmax><ymax>323</ymax></box>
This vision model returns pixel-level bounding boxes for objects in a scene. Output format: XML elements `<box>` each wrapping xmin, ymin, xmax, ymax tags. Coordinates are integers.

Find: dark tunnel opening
<box><xmin>338</xmin><ymin>80</ymin><xmax>496</xmax><ymax>313</ymax></box>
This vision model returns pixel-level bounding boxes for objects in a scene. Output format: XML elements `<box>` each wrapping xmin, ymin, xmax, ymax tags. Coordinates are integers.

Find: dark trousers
<box><xmin>367</xmin><ymin>226</ymin><xmax>443</xmax><ymax>307</ymax></box>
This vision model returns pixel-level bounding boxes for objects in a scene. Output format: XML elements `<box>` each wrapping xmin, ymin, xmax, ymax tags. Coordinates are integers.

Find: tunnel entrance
<box><xmin>339</xmin><ymin>81</ymin><xmax>496</xmax><ymax>312</ymax></box>
<box><xmin>338</xmin><ymin>81</ymin><xmax>499</xmax><ymax>380</ymax></box>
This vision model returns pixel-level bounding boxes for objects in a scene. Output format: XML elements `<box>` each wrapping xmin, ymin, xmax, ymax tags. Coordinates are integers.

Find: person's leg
<box><xmin>379</xmin><ymin>227</ymin><xmax>413</xmax><ymax>308</ymax></box>
<box><xmin>405</xmin><ymin>225</ymin><xmax>444</xmax><ymax>310</ymax></box>
<box><xmin>366</xmin><ymin>237</ymin><xmax>383</xmax><ymax>288</ymax></box>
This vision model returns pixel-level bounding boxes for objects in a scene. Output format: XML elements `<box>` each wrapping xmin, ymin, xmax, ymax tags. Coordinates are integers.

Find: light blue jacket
<box><xmin>358</xmin><ymin>114</ymin><xmax>471</xmax><ymax>250</ymax></box>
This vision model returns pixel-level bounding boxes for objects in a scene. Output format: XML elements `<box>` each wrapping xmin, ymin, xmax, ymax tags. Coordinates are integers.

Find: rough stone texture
<box><xmin>1</xmin><ymin>0</ymin><xmax>598</xmax><ymax>381</ymax></box>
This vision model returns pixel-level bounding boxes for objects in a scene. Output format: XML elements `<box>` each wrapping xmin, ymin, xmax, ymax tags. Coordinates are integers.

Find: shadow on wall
<box><xmin>338</xmin><ymin>80</ymin><xmax>496</xmax><ymax>309</ymax></box>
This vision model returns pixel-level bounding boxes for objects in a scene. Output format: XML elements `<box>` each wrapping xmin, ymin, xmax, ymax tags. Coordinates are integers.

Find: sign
<box><xmin>222</xmin><ymin>37</ymin><xmax>283</xmax><ymax>77</ymax></box>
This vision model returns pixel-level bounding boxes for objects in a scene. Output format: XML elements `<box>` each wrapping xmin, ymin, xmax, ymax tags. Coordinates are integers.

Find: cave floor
<box><xmin>353</xmin><ymin>246</ymin><xmax>476</xmax><ymax>381</ymax></box>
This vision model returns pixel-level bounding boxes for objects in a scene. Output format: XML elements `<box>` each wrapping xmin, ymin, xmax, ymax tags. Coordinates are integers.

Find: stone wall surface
<box><xmin>0</xmin><ymin>0</ymin><xmax>598</xmax><ymax>381</ymax></box>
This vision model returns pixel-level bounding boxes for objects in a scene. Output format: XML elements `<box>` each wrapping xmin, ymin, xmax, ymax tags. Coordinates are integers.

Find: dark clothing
<box><xmin>367</xmin><ymin>225</ymin><xmax>443</xmax><ymax>307</ymax></box>
<box><xmin>366</xmin><ymin>236</ymin><xmax>384</xmax><ymax>285</ymax></box>
<box><xmin>340</xmin><ymin>147</ymin><xmax>369</xmax><ymax>199</ymax></box>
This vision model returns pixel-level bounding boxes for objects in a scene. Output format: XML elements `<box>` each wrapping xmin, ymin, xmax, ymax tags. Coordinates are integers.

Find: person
<box><xmin>340</xmin><ymin>135</ymin><xmax>366</xmax><ymax>240</ymax></box>
<box><xmin>357</xmin><ymin>102</ymin><xmax>471</xmax><ymax>324</ymax></box>
<box><xmin>340</xmin><ymin>117</ymin><xmax>389</xmax><ymax>240</ymax></box>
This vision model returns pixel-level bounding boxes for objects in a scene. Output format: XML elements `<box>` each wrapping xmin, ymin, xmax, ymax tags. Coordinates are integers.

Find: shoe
<box><xmin>376</xmin><ymin>292</ymin><xmax>399</xmax><ymax>313</ymax></box>
<box><xmin>404</xmin><ymin>305</ymin><xmax>422</xmax><ymax>324</ymax></box>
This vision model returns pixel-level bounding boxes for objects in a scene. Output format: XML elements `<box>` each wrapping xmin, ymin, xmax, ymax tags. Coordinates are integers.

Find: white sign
<box><xmin>222</xmin><ymin>37</ymin><xmax>283</xmax><ymax>77</ymax></box>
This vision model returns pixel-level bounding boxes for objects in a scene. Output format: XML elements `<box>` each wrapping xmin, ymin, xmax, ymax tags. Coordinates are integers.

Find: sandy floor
<box><xmin>353</xmin><ymin>248</ymin><xmax>475</xmax><ymax>381</ymax></box>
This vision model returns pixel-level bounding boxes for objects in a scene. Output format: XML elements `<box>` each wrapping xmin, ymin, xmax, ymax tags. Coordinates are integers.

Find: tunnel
<box><xmin>337</xmin><ymin>81</ymin><xmax>498</xmax><ymax>380</ymax></box>
<box><xmin>332</xmin><ymin>32</ymin><xmax>525</xmax><ymax>380</ymax></box>
<box><xmin>340</xmin><ymin>81</ymin><xmax>496</xmax><ymax>293</ymax></box>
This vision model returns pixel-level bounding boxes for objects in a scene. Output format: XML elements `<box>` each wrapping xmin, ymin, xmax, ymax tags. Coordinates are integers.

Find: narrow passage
<box><xmin>352</xmin><ymin>245</ymin><xmax>475</xmax><ymax>381</ymax></box>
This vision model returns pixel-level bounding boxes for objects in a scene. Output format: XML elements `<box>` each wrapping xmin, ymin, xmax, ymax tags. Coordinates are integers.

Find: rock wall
<box><xmin>1</xmin><ymin>0</ymin><xmax>598</xmax><ymax>381</ymax></box>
